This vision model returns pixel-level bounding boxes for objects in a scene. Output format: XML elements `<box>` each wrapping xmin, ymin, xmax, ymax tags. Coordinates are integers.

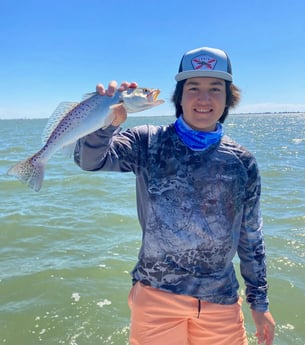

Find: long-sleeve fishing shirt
<box><xmin>74</xmin><ymin>123</ymin><xmax>269</xmax><ymax>312</ymax></box>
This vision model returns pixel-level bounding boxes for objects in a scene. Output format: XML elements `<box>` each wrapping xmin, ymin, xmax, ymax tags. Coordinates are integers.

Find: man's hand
<box><xmin>95</xmin><ymin>81</ymin><xmax>138</xmax><ymax>126</ymax></box>
<box><xmin>251</xmin><ymin>310</ymin><xmax>275</xmax><ymax>345</ymax></box>
<box><xmin>96</xmin><ymin>80</ymin><xmax>138</xmax><ymax>96</ymax></box>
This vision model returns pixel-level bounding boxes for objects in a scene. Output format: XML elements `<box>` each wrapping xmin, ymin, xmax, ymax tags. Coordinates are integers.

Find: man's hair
<box><xmin>171</xmin><ymin>80</ymin><xmax>241</xmax><ymax>123</ymax></box>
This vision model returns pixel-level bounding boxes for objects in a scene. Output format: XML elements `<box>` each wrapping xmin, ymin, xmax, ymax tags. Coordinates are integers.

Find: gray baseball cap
<box><xmin>175</xmin><ymin>47</ymin><xmax>233</xmax><ymax>82</ymax></box>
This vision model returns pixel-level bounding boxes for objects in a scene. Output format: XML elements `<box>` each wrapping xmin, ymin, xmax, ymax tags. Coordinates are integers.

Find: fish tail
<box><xmin>7</xmin><ymin>155</ymin><xmax>45</xmax><ymax>192</ymax></box>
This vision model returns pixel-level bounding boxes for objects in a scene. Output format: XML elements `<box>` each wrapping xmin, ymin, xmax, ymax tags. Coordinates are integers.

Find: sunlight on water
<box><xmin>1</xmin><ymin>114</ymin><xmax>305</xmax><ymax>345</ymax></box>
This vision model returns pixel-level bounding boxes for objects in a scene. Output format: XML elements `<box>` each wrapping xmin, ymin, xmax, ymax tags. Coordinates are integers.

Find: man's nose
<box><xmin>197</xmin><ymin>91</ymin><xmax>210</xmax><ymax>101</ymax></box>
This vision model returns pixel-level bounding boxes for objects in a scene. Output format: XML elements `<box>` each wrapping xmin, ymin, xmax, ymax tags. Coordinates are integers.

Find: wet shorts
<box><xmin>128</xmin><ymin>282</ymin><xmax>248</xmax><ymax>345</ymax></box>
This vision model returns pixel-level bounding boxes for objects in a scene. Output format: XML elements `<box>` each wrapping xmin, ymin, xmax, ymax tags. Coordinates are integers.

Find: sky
<box><xmin>1</xmin><ymin>0</ymin><xmax>305</xmax><ymax>119</ymax></box>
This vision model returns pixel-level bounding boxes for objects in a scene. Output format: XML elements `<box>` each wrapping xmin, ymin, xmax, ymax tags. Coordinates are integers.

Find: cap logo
<box><xmin>191</xmin><ymin>54</ymin><xmax>217</xmax><ymax>71</ymax></box>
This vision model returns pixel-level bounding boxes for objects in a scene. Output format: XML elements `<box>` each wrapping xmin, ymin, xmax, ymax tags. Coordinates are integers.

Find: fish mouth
<box><xmin>147</xmin><ymin>89</ymin><xmax>160</xmax><ymax>102</ymax></box>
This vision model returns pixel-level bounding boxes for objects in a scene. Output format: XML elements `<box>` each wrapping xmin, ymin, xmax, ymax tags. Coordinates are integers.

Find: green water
<box><xmin>1</xmin><ymin>114</ymin><xmax>304</xmax><ymax>344</ymax></box>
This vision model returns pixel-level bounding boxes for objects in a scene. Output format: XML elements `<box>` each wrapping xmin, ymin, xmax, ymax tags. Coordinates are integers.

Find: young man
<box><xmin>74</xmin><ymin>47</ymin><xmax>275</xmax><ymax>345</ymax></box>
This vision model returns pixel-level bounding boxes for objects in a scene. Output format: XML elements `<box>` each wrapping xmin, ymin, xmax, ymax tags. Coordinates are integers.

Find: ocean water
<box><xmin>0</xmin><ymin>114</ymin><xmax>304</xmax><ymax>345</ymax></box>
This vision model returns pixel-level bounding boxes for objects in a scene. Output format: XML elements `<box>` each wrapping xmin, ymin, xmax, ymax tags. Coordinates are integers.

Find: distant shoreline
<box><xmin>1</xmin><ymin>111</ymin><xmax>305</xmax><ymax>121</ymax></box>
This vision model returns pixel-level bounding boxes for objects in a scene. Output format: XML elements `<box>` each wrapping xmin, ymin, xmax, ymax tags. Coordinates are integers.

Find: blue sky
<box><xmin>1</xmin><ymin>0</ymin><xmax>305</xmax><ymax>119</ymax></box>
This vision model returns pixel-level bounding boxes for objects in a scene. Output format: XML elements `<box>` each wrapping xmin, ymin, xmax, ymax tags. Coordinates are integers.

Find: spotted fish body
<box><xmin>8</xmin><ymin>87</ymin><xmax>164</xmax><ymax>191</ymax></box>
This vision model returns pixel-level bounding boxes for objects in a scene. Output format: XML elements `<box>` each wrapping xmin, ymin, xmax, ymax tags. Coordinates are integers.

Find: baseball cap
<box><xmin>175</xmin><ymin>47</ymin><xmax>233</xmax><ymax>82</ymax></box>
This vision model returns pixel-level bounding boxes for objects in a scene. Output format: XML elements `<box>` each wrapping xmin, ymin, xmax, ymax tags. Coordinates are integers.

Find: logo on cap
<box><xmin>191</xmin><ymin>54</ymin><xmax>217</xmax><ymax>71</ymax></box>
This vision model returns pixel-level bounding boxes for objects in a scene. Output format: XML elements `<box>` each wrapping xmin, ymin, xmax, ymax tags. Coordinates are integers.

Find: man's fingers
<box><xmin>96</xmin><ymin>81</ymin><xmax>138</xmax><ymax>96</ymax></box>
<box><xmin>96</xmin><ymin>83</ymin><xmax>106</xmax><ymax>95</ymax></box>
<box><xmin>255</xmin><ymin>326</ymin><xmax>274</xmax><ymax>345</ymax></box>
<box><xmin>117</xmin><ymin>81</ymin><xmax>130</xmax><ymax>92</ymax></box>
<box><xmin>129</xmin><ymin>81</ymin><xmax>138</xmax><ymax>89</ymax></box>
<box><xmin>106</xmin><ymin>80</ymin><xmax>118</xmax><ymax>96</ymax></box>
<box><xmin>118</xmin><ymin>81</ymin><xmax>138</xmax><ymax>91</ymax></box>
<box><xmin>255</xmin><ymin>329</ymin><xmax>264</xmax><ymax>344</ymax></box>
<box><xmin>265</xmin><ymin>326</ymin><xmax>275</xmax><ymax>345</ymax></box>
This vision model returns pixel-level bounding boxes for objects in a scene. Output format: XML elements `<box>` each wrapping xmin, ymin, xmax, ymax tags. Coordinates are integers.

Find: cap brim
<box><xmin>175</xmin><ymin>70</ymin><xmax>232</xmax><ymax>82</ymax></box>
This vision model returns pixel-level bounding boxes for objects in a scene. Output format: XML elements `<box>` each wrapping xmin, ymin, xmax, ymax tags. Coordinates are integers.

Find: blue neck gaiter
<box><xmin>174</xmin><ymin>115</ymin><xmax>224</xmax><ymax>151</ymax></box>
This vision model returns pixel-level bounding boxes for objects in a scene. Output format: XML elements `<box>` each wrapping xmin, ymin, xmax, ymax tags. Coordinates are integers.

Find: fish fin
<box><xmin>102</xmin><ymin>104</ymin><xmax>121</xmax><ymax>128</ymax></box>
<box><xmin>102</xmin><ymin>113</ymin><xmax>115</xmax><ymax>128</ymax></box>
<box><xmin>61</xmin><ymin>142</ymin><xmax>77</xmax><ymax>157</ymax></box>
<box><xmin>7</xmin><ymin>156</ymin><xmax>45</xmax><ymax>192</ymax></box>
<box><xmin>81</xmin><ymin>92</ymin><xmax>97</xmax><ymax>101</ymax></box>
<box><xmin>42</xmin><ymin>102</ymin><xmax>79</xmax><ymax>144</ymax></box>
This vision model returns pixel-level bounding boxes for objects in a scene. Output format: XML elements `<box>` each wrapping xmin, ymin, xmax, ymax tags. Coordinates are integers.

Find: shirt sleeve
<box><xmin>74</xmin><ymin>125</ymin><xmax>147</xmax><ymax>173</ymax></box>
<box><xmin>237</xmin><ymin>155</ymin><xmax>270</xmax><ymax>312</ymax></box>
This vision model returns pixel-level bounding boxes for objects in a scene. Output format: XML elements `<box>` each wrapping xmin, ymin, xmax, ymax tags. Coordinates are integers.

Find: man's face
<box><xmin>180</xmin><ymin>77</ymin><xmax>226</xmax><ymax>132</ymax></box>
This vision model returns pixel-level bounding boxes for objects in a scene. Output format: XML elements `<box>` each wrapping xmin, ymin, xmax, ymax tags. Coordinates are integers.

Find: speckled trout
<box><xmin>8</xmin><ymin>87</ymin><xmax>164</xmax><ymax>192</ymax></box>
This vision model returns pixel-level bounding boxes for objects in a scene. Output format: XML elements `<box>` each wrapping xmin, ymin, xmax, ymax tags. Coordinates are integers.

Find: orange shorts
<box><xmin>128</xmin><ymin>282</ymin><xmax>248</xmax><ymax>345</ymax></box>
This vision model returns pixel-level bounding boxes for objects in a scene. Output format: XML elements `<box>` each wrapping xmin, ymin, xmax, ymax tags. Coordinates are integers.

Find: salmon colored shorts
<box><xmin>128</xmin><ymin>282</ymin><xmax>248</xmax><ymax>345</ymax></box>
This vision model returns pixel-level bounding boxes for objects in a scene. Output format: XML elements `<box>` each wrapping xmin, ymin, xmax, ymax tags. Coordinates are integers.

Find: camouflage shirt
<box><xmin>74</xmin><ymin>123</ymin><xmax>269</xmax><ymax>312</ymax></box>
